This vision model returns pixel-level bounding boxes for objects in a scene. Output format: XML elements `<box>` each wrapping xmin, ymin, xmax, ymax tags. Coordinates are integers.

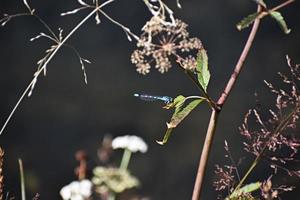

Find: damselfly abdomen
<box><xmin>134</xmin><ymin>93</ymin><xmax>173</xmax><ymax>104</ymax></box>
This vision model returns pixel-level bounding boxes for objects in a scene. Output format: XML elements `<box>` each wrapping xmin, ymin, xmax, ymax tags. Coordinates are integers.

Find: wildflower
<box><xmin>131</xmin><ymin>15</ymin><xmax>202</xmax><ymax>74</ymax></box>
<box><xmin>60</xmin><ymin>179</ymin><xmax>92</xmax><ymax>200</ymax></box>
<box><xmin>92</xmin><ymin>167</ymin><xmax>139</xmax><ymax>194</ymax></box>
<box><xmin>112</xmin><ymin>135</ymin><xmax>148</xmax><ymax>153</ymax></box>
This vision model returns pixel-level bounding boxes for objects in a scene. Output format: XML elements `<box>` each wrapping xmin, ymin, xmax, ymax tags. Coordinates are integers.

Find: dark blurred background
<box><xmin>0</xmin><ymin>0</ymin><xmax>299</xmax><ymax>199</ymax></box>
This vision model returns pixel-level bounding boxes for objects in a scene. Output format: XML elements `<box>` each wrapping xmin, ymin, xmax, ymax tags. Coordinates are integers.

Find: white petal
<box><xmin>79</xmin><ymin>180</ymin><xmax>92</xmax><ymax>197</ymax></box>
<box><xmin>112</xmin><ymin>135</ymin><xmax>148</xmax><ymax>153</ymax></box>
<box><xmin>69</xmin><ymin>181</ymin><xmax>81</xmax><ymax>192</ymax></box>
<box><xmin>71</xmin><ymin>194</ymin><xmax>84</xmax><ymax>200</ymax></box>
<box><xmin>60</xmin><ymin>185</ymin><xmax>72</xmax><ymax>199</ymax></box>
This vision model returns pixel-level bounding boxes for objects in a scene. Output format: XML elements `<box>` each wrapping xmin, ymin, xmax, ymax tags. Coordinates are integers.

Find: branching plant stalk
<box><xmin>192</xmin><ymin>0</ymin><xmax>295</xmax><ymax>197</ymax></box>
<box><xmin>192</xmin><ymin>5</ymin><xmax>262</xmax><ymax>200</ymax></box>
<box><xmin>254</xmin><ymin>0</ymin><xmax>295</xmax><ymax>23</ymax></box>
<box><xmin>0</xmin><ymin>0</ymin><xmax>114</xmax><ymax>135</ymax></box>
<box><xmin>232</xmin><ymin>104</ymin><xmax>299</xmax><ymax>193</ymax></box>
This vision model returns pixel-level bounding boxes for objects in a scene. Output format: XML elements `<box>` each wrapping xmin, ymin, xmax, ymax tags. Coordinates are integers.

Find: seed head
<box><xmin>131</xmin><ymin>15</ymin><xmax>202</xmax><ymax>74</ymax></box>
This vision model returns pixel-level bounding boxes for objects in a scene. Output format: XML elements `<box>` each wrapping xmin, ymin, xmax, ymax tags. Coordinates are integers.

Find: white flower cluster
<box><xmin>112</xmin><ymin>135</ymin><xmax>148</xmax><ymax>153</ymax></box>
<box><xmin>60</xmin><ymin>179</ymin><xmax>92</xmax><ymax>200</ymax></box>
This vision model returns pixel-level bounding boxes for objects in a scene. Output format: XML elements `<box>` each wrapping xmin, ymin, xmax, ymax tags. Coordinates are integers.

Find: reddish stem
<box><xmin>217</xmin><ymin>0</ymin><xmax>295</xmax><ymax>106</ymax></box>
<box><xmin>75</xmin><ymin>150</ymin><xmax>87</xmax><ymax>180</ymax></box>
<box><xmin>191</xmin><ymin>5</ymin><xmax>262</xmax><ymax>200</ymax></box>
<box><xmin>217</xmin><ymin>7</ymin><xmax>262</xmax><ymax>106</ymax></box>
<box><xmin>192</xmin><ymin>0</ymin><xmax>295</xmax><ymax>198</ymax></box>
<box><xmin>192</xmin><ymin>109</ymin><xmax>219</xmax><ymax>200</ymax></box>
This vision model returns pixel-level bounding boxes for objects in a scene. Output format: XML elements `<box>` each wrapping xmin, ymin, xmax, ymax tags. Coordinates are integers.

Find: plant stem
<box><xmin>109</xmin><ymin>148</ymin><xmax>133</xmax><ymax>200</ymax></box>
<box><xmin>232</xmin><ymin>156</ymin><xmax>260</xmax><ymax>194</ymax></box>
<box><xmin>18</xmin><ymin>159</ymin><xmax>26</xmax><ymax>200</ymax></box>
<box><xmin>120</xmin><ymin>148</ymin><xmax>132</xmax><ymax>170</ymax></box>
<box><xmin>257</xmin><ymin>0</ymin><xmax>295</xmax><ymax>19</ymax></box>
<box><xmin>217</xmin><ymin>7</ymin><xmax>262</xmax><ymax>107</ymax></box>
<box><xmin>192</xmin><ymin>5</ymin><xmax>262</xmax><ymax>200</ymax></box>
<box><xmin>271</xmin><ymin>0</ymin><xmax>294</xmax><ymax>12</ymax></box>
<box><xmin>192</xmin><ymin>109</ymin><xmax>219</xmax><ymax>200</ymax></box>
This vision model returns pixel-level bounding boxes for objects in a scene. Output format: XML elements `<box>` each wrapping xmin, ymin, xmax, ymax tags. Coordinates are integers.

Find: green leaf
<box><xmin>196</xmin><ymin>49</ymin><xmax>210</xmax><ymax>92</ymax></box>
<box><xmin>168</xmin><ymin>99</ymin><xmax>203</xmax><ymax>128</ymax></box>
<box><xmin>269</xmin><ymin>11</ymin><xmax>291</xmax><ymax>34</ymax></box>
<box><xmin>156</xmin><ymin>128</ymin><xmax>173</xmax><ymax>145</ymax></box>
<box><xmin>228</xmin><ymin>182</ymin><xmax>262</xmax><ymax>199</ymax></box>
<box><xmin>163</xmin><ymin>95</ymin><xmax>185</xmax><ymax>110</ymax></box>
<box><xmin>236</xmin><ymin>12</ymin><xmax>260</xmax><ymax>31</ymax></box>
<box><xmin>157</xmin><ymin>97</ymin><xmax>204</xmax><ymax>145</ymax></box>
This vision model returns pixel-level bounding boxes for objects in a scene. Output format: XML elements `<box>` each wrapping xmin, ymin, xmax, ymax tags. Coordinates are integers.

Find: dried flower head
<box><xmin>131</xmin><ymin>15</ymin><xmax>202</xmax><ymax>74</ymax></box>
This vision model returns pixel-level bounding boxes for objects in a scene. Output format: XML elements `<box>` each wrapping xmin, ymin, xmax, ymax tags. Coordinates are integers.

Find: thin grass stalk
<box><xmin>0</xmin><ymin>0</ymin><xmax>114</xmax><ymax>135</ymax></box>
